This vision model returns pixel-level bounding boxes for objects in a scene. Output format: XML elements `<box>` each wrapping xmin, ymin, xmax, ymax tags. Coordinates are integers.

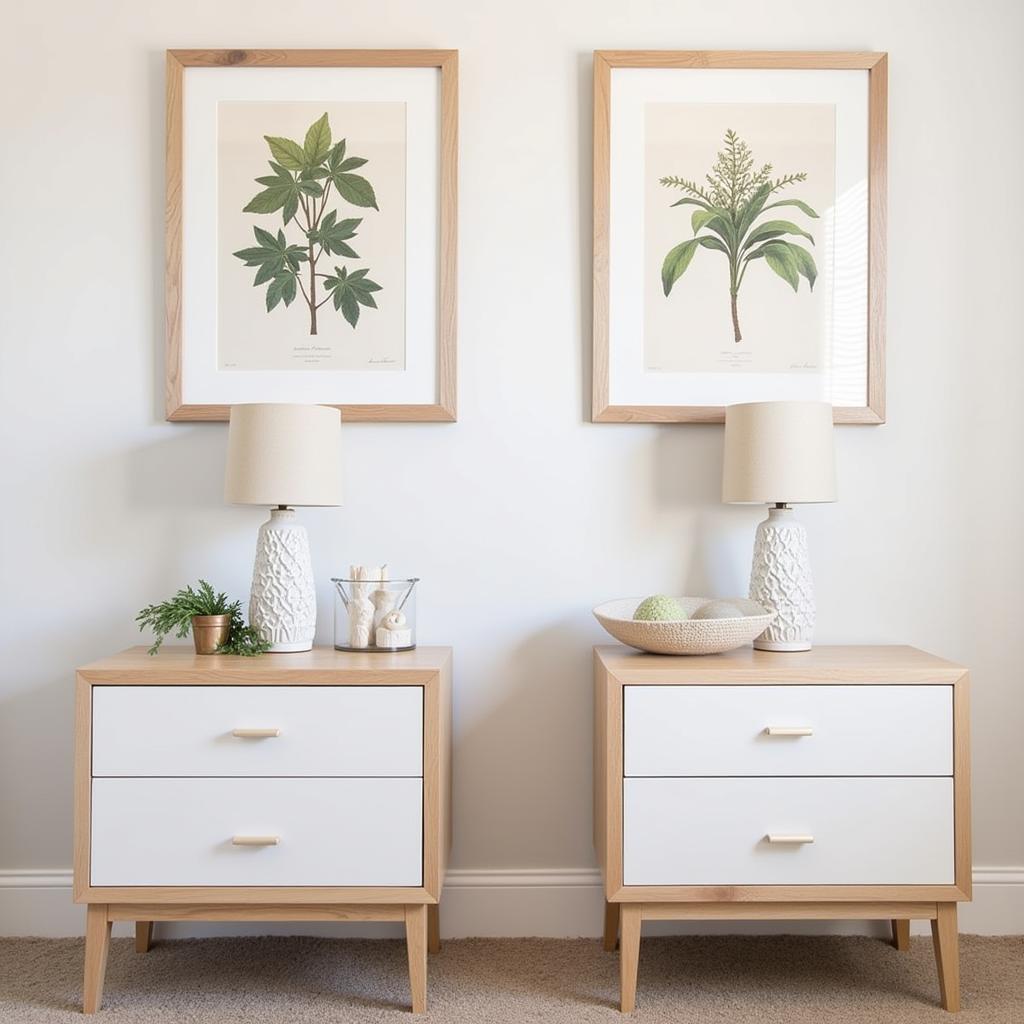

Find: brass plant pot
<box><xmin>191</xmin><ymin>614</ymin><xmax>231</xmax><ymax>655</ymax></box>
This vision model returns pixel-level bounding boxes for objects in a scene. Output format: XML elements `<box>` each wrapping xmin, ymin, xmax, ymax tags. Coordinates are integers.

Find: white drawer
<box><xmin>623</xmin><ymin>776</ymin><xmax>954</xmax><ymax>885</ymax></box>
<box><xmin>92</xmin><ymin>686</ymin><xmax>422</xmax><ymax>777</ymax></box>
<box><xmin>624</xmin><ymin>685</ymin><xmax>952</xmax><ymax>777</ymax></box>
<box><xmin>91</xmin><ymin>777</ymin><xmax>423</xmax><ymax>886</ymax></box>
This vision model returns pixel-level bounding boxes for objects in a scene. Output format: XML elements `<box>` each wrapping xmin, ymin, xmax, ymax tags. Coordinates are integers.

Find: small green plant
<box><xmin>135</xmin><ymin>580</ymin><xmax>270</xmax><ymax>656</ymax></box>
<box><xmin>659</xmin><ymin>129</ymin><xmax>819</xmax><ymax>342</ymax></box>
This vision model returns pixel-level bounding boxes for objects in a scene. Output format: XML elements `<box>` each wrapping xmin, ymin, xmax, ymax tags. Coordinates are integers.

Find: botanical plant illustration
<box><xmin>233</xmin><ymin>112</ymin><xmax>382</xmax><ymax>334</ymax></box>
<box><xmin>659</xmin><ymin>129</ymin><xmax>819</xmax><ymax>342</ymax></box>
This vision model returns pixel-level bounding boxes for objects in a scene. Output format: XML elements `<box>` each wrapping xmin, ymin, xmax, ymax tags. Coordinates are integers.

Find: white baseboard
<box><xmin>1</xmin><ymin>867</ymin><xmax>1021</xmax><ymax>938</ymax></box>
<box><xmin>960</xmin><ymin>867</ymin><xmax>1024</xmax><ymax>935</ymax></box>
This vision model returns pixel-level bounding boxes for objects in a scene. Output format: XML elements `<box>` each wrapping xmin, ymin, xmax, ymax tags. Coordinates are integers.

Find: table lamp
<box><xmin>225</xmin><ymin>403</ymin><xmax>342</xmax><ymax>652</ymax></box>
<box><xmin>722</xmin><ymin>401</ymin><xmax>836</xmax><ymax>651</ymax></box>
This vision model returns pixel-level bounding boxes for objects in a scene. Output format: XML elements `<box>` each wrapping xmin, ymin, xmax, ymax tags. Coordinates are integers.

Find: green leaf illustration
<box><xmin>691</xmin><ymin>209</ymin><xmax>718</xmax><ymax>234</ymax></box>
<box><xmin>309</xmin><ymin>210</ymin><xmax>362</xmax><ymax>258</ymax></box>
<box><xmin>703</xmin><ymin>211</ymin><xmax>738</xmax><ymax>249</ymax></box>
<box><xmin>282</xmin><ymin>193</ymin><xmax>299</xmax><ymax>226</ymax></box>
<box><xmin>735</xmin><ymin>183</ymin><xmax>773</xmax><ymax>239</ymax></box>
<box><xmin>669</xmin><ymin>195</ymin><xmax>712</xmax><ymax>211</ymax></box>
<box><xmin>322</xmin><ymin>265</ymin><xmax>383</xmax><ymax>327</ymax></box>
<box><xmin>661</xmin><ymin>239</ymin><xmax>700</xmax><ymax>296</ymax></box>
<box><xmin>327</xmin><ymin>140</ymin><xmax>347</xmax><ymax>169</ymax></box>
<box><xmin>253</xmin><ymin>260</ymin><xmax>283</xmax><ymax>285</ymax></box>
<box><xmin>695</xmin><ymin>235</ymin><xmax>730</xmax><ymax>255</ymax></box>
<box><xmin>331</xmin><ymin>172</ymin><xmax>378</xmax><ymax>210</ymax></box>
<box><xmin>303</xmin><ymin>113</ymin><xmax>331</xmax><ymax>166</ymax></box>
<box><xmin>236</xmin><ymin>115</ymin><xmax>383</xmax><ymax>335</ymax></box>
<box><xmin>658</xmin><ymin>129</ymin><xmax>818</xmax><ymax>341</ymax></box>
<box><xmin>232</xmin><ymin>226</ymin><xmax>308</xmax><ymax>299</ymax></box>
<box><xmin>763</xmin><ymin>242</ymin><xmax>801</xmax><ymax>291</ymax></box>
<box><xmin>742</xmin><ymin>219</ymin><xmax>814</xmax><ymax>252</ymax></box>
<box><xmin>747</xmin><ymin>240</ymin><xmax>818</xmax><ymax>291</ymax></box>
<box><xmin>244</xmin><ymin>163</ymin><xmax>306</xmax><ymax>223</ymax></box>
<box><xmin>788</xmin><ymin>243</ymin><xmax>818</xmax><ymax>290</ymax></box>
<box><xmin>264</xmin><ymin>136</ymin><xmax>306</xmax><ymax>171</ymax></box>
<box><xmin>265</xmin><ymin>272</ymin><xmax>297</xmax><ymax>311</ymax></box>
<box><xmin>243</xmin><ymin>186</ymin><xmax>292</xmax><ymax>215</ymax></box>
<box><xmin>762</xmin><ymin>198</ymin><xmax>820</xmax><ymax>219</ymax></box>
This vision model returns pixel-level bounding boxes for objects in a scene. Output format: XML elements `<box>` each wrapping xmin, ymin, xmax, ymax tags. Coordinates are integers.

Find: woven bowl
<box><xmin>593</xmin><ymin>596</ymin><xmax>773</xmax><ymax>656</ymax></box>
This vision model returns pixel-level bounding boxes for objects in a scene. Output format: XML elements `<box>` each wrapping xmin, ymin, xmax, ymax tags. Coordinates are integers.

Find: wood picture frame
<box><xmin>592</xmin><ymin>50</ymin><xmax>887</xmax><ymax>424</ymax></box>
<box><xmin>166</xmin><ymin>49</ymin><xmax>457</xmax><ymax>422</ymax></box>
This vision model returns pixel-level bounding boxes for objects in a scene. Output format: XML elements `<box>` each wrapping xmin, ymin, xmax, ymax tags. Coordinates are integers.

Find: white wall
<box><xmin>1</xmin><ymin>0</ymin><xmax>1023</xmax><ymax>935</ymax></box>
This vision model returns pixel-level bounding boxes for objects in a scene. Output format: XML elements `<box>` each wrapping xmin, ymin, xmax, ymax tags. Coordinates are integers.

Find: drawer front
<box><xmin>92</xmin><ymin>686</ymin><xmax>422</xmax><ymax>777</ymax></box>
<box><xmin>623</xmin><ymin>776</ymin><xmax>954</xmax><ymax>885</ymax></box>
<box><xmin>91</xmin><ymin>777</ymin><xmax>422</xmax><ymax>886</ymax></box>
<box><xmin>624</xmin><ymin>685</ymin><xmax>952</xmax><ymax>777</ymax></box>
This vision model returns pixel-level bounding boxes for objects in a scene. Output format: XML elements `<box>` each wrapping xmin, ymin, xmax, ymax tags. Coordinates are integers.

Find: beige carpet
<box><xmin>1</xmin><ymin>934</ymin><xmax>1021</xmax><ymax>1022</ymax></box>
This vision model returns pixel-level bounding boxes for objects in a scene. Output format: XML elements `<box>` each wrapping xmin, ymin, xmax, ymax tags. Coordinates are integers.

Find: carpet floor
<box><xmin>0</xmin><ymin>934</ymin><xmax>1021</xmax><ymax>1022</ymax></box>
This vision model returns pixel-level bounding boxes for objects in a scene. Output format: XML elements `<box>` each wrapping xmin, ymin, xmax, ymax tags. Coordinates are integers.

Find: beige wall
<box><xmin>1</xmin><ymin>0</ymin><xmax>1022</xmax><ymax>928</ymax></box>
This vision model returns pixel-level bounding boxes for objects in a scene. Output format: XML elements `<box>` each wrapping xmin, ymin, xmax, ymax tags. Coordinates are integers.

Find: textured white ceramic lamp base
<box><xmin>249</xmin><ymin>508</ymin><xmax>316</xmax><ymax>653</ymax></box>
<box><xmin>749</xmin><ymin>505</ymin><xmax>815</xmax><ymax>652</ymax></box>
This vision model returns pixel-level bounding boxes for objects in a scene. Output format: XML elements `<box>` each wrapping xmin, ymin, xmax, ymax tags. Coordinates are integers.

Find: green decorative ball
<box><xmin>633</xmin><ymin>595</ymin><xmax>686</xmax><ymax>622</ymax></box>
<box><xmin>692</xmin><ymin>599</ymin><xmax>744</xmax><ymax>620</ymax></box>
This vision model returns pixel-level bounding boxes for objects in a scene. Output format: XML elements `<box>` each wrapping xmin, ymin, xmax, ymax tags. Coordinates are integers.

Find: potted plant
<box><xmin>136</xmin><ymin>580</ymin><xmax>271</xmax><ymax>656</ymax></box>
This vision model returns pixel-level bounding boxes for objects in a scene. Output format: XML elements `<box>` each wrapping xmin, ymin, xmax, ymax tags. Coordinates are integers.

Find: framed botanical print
<box><xmin>593</xmin><ymin>51</ymin><xmax>887</xmax><ymax>424</ymax></box>
<box><xmin>166</xmin><ymin>49</ymin><xmax>457</xmax><ymax>422</ymax></box>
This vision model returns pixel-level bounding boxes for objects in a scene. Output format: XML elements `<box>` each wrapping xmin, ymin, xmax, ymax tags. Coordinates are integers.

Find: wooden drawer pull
<box><xmin>231</xmin><ymin>728</ymin><xmax>281</xmax><ymax>738</ymax></box>
<box><xmin>231</xmin><ymin>835</ymin><xmax>280</xmax><ymax>846</ymax></box>
<box><xmin>763</xmin><ymin>726</ymin><xmax>813</xmax><ymax>737</ymax></box>
<box><xmin>766</xmin><ymin>833</ymin><xmax>814</xmax><ymax>844</ymax></box>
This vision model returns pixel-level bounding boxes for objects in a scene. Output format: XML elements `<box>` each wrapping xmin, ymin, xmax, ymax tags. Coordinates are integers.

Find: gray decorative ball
<box><xmin>692</xmin><ymin>599</ymin><xmax>745</xmax><ymax>620</ymax></box>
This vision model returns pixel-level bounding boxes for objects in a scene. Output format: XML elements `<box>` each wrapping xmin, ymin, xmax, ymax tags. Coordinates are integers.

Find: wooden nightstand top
<box><xmin>78</xmin><ymin>645</ymin><xmax>452</xmax><ymax>684</ymax></box>
<box><xmin>595</xmin><ymin>644</ymin><xmax>966</xmax><ymax>683</ymax></box>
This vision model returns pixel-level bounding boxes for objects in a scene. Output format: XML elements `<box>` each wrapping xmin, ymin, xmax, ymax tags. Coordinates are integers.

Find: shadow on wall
<box><xmin>123</xmin><ymin>428</ymin><xmax>228</xmax><ymax>512</ymax></box>
<box><xmin>81</xmin><ymin>428</ymin><xmax>252</xmax><ymax>617</ymax></box>
<box><xmin>650</xmin><ymin>425</ymin><xmax>756</xmax><ymax>599</ymax></box>
<box><xmin>450</xmin><ymin>612</ymin><xmax>602</xmax><ymax>869</ymax></box>
<box><xmin>125</xmin><ymin>428</ymin><xmax>238</xmax><ymax>587</ymax></box>
<box><xmin>0</xmin><ymin>673</ymin><xmax>76</xmax><ymax>867</ymax></box>
<box><xmin>7</xmin><ymin>428</ymin><xmax>241</xmax><ymax>670</ymax></box>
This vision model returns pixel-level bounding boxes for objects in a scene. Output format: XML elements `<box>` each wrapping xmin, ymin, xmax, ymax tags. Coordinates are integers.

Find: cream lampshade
<box><xmin>722</xmin><ymin>401</ymin><xmax>836</xmax><ymax>651</ymax></box>
<box><xmin>225</xmin><ymin>404</ymin><xmax>342</xmax><ymax>653</ymax></box>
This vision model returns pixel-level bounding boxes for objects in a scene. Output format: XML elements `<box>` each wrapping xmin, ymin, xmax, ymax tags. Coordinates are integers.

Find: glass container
<box><xmin>332</xmin><ymin>577</ymin><xmax>418</xmax><ymax>652</ymax></box>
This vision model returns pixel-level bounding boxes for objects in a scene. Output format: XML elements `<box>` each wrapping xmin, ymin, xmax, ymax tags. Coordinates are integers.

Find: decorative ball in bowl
<box><xmin>592</xmin><ymin>596</ymin><xmax>773</xmax><ymax>656</ymax></box>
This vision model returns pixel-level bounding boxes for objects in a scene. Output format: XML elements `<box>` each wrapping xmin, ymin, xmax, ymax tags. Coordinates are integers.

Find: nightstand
<box><xmin>594</xmin><ymin>645</ymin><xmax>970</xmax><ymax>1012</ymax></box>
<box><xmin>74</xmin><ymin>646</ymin><xmax>451</xmax><ymax>1014</ymax></box>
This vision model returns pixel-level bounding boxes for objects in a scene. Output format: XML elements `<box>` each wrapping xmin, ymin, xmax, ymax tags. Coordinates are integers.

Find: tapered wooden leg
<box><xmin>619</xmin><ymin>904</ymin><xmax>642</xmax><ymax>1013</ymax></box>
<box><xmin>135</xmin><ymin>921</ymin><xmax>154</xmax><ymax>954</ymax></box>
<box><xmin>405</xmin><ymin>904</ymin><xmax>428</xmax><ymax>1014</ymax></box>
<box><xmin>427</xmin><ymin>903</ymin><xmax>441</xmax><ymax>954</ymax></box>
<box><xmin>931</xmin><ymin>903</ymin><xmax>961</xmax><ymax>1012</ymax></box>
<box><xmin>604</xmin><ymin>901</ymin><xmax>620</xmax><ymax>951</ymax></box>
<box><xmin>892</xmin><ymin>918</ymin><xmax>910</xmax><ymax>951</ymax></box>
<box><xmin>83</xmin><ymin>904</ymin><xmax>111</xmax><ymax>1014</ymax></box>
